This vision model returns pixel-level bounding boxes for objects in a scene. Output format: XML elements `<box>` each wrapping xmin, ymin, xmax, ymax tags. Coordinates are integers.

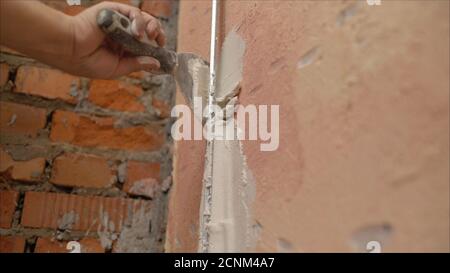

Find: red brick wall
<box><xmin>0</xmin><ymin>0</ymin><xmax>177</xmax><ymax>253</ymax></box>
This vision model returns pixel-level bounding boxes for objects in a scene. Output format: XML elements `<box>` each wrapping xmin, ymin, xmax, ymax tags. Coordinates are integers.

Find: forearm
<box><xmin>0</xmin><ymin>1</ymin><xmax>165</xmax><ymax>78</ymax></box>
<box><xmin>0</xmin><ymin>0</ymin><xmax>73</xmax><ymax>63</ymax></box>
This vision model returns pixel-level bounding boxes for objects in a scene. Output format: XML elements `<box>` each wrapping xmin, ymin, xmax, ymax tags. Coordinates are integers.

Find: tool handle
<box><xmin>96</xmin><ymin>8</ymin><xmax>177</xmax><ymax>74</ymax></box>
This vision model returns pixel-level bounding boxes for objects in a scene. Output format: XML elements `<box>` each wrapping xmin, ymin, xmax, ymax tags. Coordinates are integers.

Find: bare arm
<box><xmin>0</xmin><ymin>0</ymin><xmax>165</xmax><ymax>79</ymax></box>
<box><xmin>0</xmin><ymin>1</ymin><xmax>73</xmax><ymax>63</ymax></box>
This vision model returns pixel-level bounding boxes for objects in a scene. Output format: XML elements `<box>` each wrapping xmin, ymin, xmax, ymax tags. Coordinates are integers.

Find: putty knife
<box><xmin>96</xmin><ymin>8</ymin><xmax>209</xmax><ymax>108</ymax></box>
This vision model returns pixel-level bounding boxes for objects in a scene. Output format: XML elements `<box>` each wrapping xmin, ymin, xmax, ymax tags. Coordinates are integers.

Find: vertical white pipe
<box><xmin>199</xmin><ymin>0</ymin><xmax>219</xmax><ymax>253</ymax></box>
<box><xmin>208</xmin><ymin>0</ymin><xmax>219</xmax><ymax>123</ymax></box>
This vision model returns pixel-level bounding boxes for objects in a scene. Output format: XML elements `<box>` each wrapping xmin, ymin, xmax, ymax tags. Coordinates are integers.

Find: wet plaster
<box><xmin>198</xmin><ymin>30</ymin><xmax>259</xmax><ymax>252</ymax></box>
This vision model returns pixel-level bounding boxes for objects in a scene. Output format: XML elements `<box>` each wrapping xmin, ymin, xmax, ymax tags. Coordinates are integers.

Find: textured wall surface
<box><xmin>168</xmin><ymin>0</ymin><xmax>449</xmax><ymax>252</ymax></box>
<box><xmin>0</xmin><ymin>0</ymin><xmax>177</xmax><ymax>253</ymax></box>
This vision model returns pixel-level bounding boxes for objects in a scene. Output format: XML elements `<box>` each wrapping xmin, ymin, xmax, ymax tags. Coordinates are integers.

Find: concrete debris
<box><xmin>128</xmin><ymin>178</ymin><xmax>158</xmax><ymax>199</ymax></box>
<box><xmin>161</xmin><ymin>176</ymin><xmax>172</xmax><ymax>193</ymax></box>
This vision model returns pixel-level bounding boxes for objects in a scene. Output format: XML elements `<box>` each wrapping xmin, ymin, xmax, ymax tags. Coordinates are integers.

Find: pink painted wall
<box><xmin>166</xmin><ymin>0</ymin><xmax>449</xmax><ymax>252</ymax></box>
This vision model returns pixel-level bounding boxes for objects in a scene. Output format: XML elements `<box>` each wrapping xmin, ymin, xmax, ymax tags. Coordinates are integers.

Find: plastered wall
<box><xmin>167</xmin><ymin>0</ymin><xmax>449</xmax><ymax>252</ymax></box>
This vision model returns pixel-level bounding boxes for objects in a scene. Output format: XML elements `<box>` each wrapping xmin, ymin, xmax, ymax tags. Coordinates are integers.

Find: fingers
<box><xmin>136</xmin><ymin>56</ymin><xmax>160</xmax><ymax>71</ymax></box>
<box><xmin>145</xmin><ymin>19</ymin><xmax>159</xmax><ymax>40</ymax></box>
<box><xmin>101</xmin><ymin>2</ymin><xmax>140</xmax><ymax>18</ymax></box>
<box><xmin>85</xmin><ymin>46</ymin><xmax>160</xmax><ymax>79</ymax></box>
<box><xmin>106</xmin><ymin>3</ymin><xmax>166</xmax><ymax>46</ymax></box>
<box><xmin>156</xmin><ymin>28</ymin><xmax>166</xmax><ymax>47</ymax></box>
<box><xmin>131</xmin><ymin>11</ymin><xmax>166</xmax><ymax>47</ymax></box>
<box><xmin>130</xmin><ymin>10</ymin><xmax>145</xmax><ymax>37</ymax></box>
<box><xmin>111</xmin><ymin>56</ymin><xmax>160</xmax><ymax>78</ymax></box>
<box><xmin>146</xmin><ymin>19</ymin><xmax>166</xmax><ymax>46</ymax></box>
<box><xmin>93</xmin><ymin>1</ymin><xmax>167</xmax><ymax>47</ymax></box>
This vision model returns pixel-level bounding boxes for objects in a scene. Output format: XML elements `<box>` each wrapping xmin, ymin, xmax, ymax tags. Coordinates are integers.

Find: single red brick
<box><xmin>0</xmin><ymin>149</ymin><xmax>46</xmax><ymax>182</ymax></box>
<box><xmin>21</xmin><ymin>191</ymin><xmax>151</xmax><ymax>232</ymax></box>
<box><xmin>0</xmin><ymin>63</ymin><xmax>9</xmax><ymax>86</ymax></box>
<box><xmin>89</xmin><ymin>80</ymin><xmax>145</xmax><ymax>112</ymax></box>
<box><xmin>127</xmin><ymin>162</ymin><xmax>160</xmax><ymax>183</ymax></box>
<box><xmin>15</xmin><ymin>66</ymin><xmax>80</xmax><ymax>104</ymax></box>
<box><xmin>127</xmin><ymin>71</ymin><xmax>150</xmax><ymax>80</ymax></box>
<box><xmin>0</xmin><ymin>236</ymin><xmax>25</xmax><ymax>253</ymax></box>
<box><xmin>123</xmin><ymin>162</ymin><xmax>160</xmax><ymax>198</ymax></box>
<box><xmin>0</xmin><ymin>102</ymin><xmax>47</xmax><ymax>138</ymax></box>
<box><xmin>63</xmin><ymin>5</ymin><xmax>86</xmax><ymax>16</ymax></box>
<box><xmin>107</xmin><ymin>0</ymin><xmax>139</xmax><ymax>7</ymax></box>
<box><xmin>39</xmin><ymin>1</ymin><xmax>86</xmax><ymax>15</ymax></box>
<box><xmin>141</xmin><ymin>0</ymin><xmax>174</xmax><ymax>17</ymax></box>
<box><xmin>152</xmin><ymin>98</ymin><xmax>171</xmax><ymax>118</ymax></box>
<box><xmin>40</xmin><ymin>0</ymin><xmax>87</xmax><ymax>11</ymax></box>
<box><xmin>39</xmin><ymin>0</ymin><xmax>85</xmax><ymax>13</ymax></box>
<box><xmin>40</xmin><ymin>0</ymin><xmax>69</xmax><ymax>10</ymax></box>
<box><xmin>0</xmin><ymin>191</ymin><xmax>19</xmax><ymax>228</ymax></box>
<box><xmin>49</xmin><ymin>110</ymin><xmax>164</xmax><ymax>151</ymax></box>
<box><xmin>35</xmin><ymin>237</ymin><xmax>104</xmax><ymax>253</ymax></box>
<box><xmin>50</xmin><ymin>153</ymin><xmax>115</xmax><ymax>188</ymax></box>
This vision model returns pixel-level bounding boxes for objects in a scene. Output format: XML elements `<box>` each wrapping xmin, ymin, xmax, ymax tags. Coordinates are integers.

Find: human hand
<box><xmin>68</xmin><ymin>1</ymin><xmax>166</xmax><ymax>79</ymax></box>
